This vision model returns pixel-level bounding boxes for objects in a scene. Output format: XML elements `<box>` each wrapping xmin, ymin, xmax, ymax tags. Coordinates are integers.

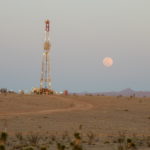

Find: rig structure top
<box><xmin>45</xmin><ymin>19</ymin><xmax>50</xmax><ymax>32</ymax></box>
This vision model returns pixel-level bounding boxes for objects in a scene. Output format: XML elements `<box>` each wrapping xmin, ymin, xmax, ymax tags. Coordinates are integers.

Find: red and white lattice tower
<box><xmin>40</xmin><ymin>20</ymin><xmax>52</xmax><ymax>90</ymax></box>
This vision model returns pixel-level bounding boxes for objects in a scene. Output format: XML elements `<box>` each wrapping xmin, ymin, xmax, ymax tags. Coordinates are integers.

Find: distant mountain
<box><xmin>76</xmin><ymin>88</ymin><xmax>150</xmax><ymax>97</ymax></box>
<box><xmin>118</xmin><ymin>88</ymin><xmax>135</xmax><ymax>96</ymax></box>
<box><xmin>99</xmin><ymin>88</ymin><xmax>150</xmax><ymax>97</ymax></box>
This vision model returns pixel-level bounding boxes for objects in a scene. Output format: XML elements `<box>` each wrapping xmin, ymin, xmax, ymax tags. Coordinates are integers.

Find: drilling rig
<box><xmin>35</xmin><ymin>20</ymin><xmax>54</xmax><ymax>95</ymax></box>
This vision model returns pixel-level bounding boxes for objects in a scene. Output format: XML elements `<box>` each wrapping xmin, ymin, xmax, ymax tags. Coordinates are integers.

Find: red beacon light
<box><xmin>45</xmin><ymin>20</ymin><xmax>50</xmax><ymax>32</ymax></box>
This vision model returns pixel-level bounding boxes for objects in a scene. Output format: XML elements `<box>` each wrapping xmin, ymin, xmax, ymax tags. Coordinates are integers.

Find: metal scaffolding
<box><xmin>40</xmin><ymin>20</ymin><xmax>52</xmax><ymax>90</ymax></box>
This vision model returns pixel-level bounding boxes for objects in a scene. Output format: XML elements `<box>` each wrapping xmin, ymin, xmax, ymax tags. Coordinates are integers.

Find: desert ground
<box><xmin>0</xmin><ymin>94</ymin><xmax>150</xmax><ymax>149</ymax></box>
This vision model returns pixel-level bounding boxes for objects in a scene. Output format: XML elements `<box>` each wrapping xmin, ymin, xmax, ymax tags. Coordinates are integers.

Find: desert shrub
<box><xmin>104</xmin><ymin>141</ymin><xmax>110</xmax><ymax>144</ymax></box>
<box><xmin>0</xmin><ymin>130</ymin><xmax>144</xmax><ymax>150</ymax></box>
<box><xmin>70</xmin><ymin>144</ymin><xmax>83</xmax><ymax>150</ymax></box>
<box><xmin>27</xmin><ymin>133</ymin><xmax>40</xmax><ymax>146</ymax></box>
<box><xmin>130</xmin><ymin>94</ymin><xmax>135</xmax><ymax>99</ymax></box>
<box><xmin>117</xmin><ymin>95</ymin><xmax>122</xmax><ymax>98</ymax></box>
<box><xmin>0</xmin><ymin>88</ymin><xmax>7</xmax><ymax>93</ymax></box>
<box><xmin>23</xmin><ymin>146</ymin><xmax>34</xmax><ymax>150</ymax></box>
<box><xmin>74</xmin><ymin>133</ymin><xmax>81</xmax><ymax>140</ymax></box>
<box><xmin>124</xmin><ymin>109</ymin><xmax>128</xmax><ymax>112</ymax></box>
<box><xmin>117</xmin><ymin>134</ymin><xmax>136</xmax><ymax>150</ymax></box>
<box><xmin>51</xmin><ymin>135</ymin><xmax>56</xmax><ymax>142</ymax></box>
<box><xmin>79</xmin><ymin>125</ymin><xmax>83</xmax><ymax>130</ymax></box>
<box><xmin>0</xmin><ymin>145</ymin><xmax>5</xmax><ymax>150</ymax></box>
<box><xmin>40</xmin><ymin>146</ymin><xmax>47</xmax><ymax>150</ymax></box>
<box><xmin>145</xmin><ymin>136</ymin><xmax>150</xmax><ymax>147</ymax></box>
<box><xmin>15</xmin><ymin>132</ymin><xmax>23</xmax><ymax>141</ymax></box>
<box><xmin>70</xmin><ymin>132</ymin><xmax>83</xmax><ymax>150</ymax></box>
<box><xmin>87</xmin><ymin>132</ymin><xmax>95</xmax><ymax>145</ymax></box>
<box><xmin>57</xmin><ymin>143</ymin><xmax>66</xmax><ymax>150</ymax></box>
<box><xmin>0</xmin><ymin>132</ymin><xmax>8</xmax><ymax>143</ymax></box>
<box><xmin>61</xmin><ymin>131</ymin><xmax>70</xmax><ymax>143</ymax></box>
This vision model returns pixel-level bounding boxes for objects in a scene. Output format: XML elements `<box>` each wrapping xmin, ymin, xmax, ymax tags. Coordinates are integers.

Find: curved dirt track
<box><xmin>1</xmin><ymin>94</ymin><xmax>150</xmax><ymax>148</ymax></box>
<box><xmin>0</xmin><ymin>96</ymin><xmax>93</xmax><ymax>118</ymax></box>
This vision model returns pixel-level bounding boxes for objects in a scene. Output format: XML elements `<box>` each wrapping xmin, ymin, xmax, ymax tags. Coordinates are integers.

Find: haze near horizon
<box><xmin>0</xmin><ymin>0</ymin><xmax>150</xmax><ymax>92</ymax></box>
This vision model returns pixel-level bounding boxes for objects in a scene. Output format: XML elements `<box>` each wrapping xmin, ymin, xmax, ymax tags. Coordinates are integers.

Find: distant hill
<box><xmin>99</xmin><ymin>88</ymin><xmax>150</xmax><ymax>97</ymax></box>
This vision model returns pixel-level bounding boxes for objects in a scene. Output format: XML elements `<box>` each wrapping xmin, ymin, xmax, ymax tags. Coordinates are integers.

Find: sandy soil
<box><xmin>0</xmin><ymin>94</ymin><xmax>150</xmax><ymax>149</ymax></box>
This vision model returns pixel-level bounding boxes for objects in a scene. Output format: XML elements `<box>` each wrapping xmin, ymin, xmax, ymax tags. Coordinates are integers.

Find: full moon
<box><xmin>103</xmin><ymin>57</ymin><xmax>113</xmax><ymax>67</ymax></box>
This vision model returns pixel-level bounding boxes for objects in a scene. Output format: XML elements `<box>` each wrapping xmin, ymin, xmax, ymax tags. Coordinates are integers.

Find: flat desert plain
<box><xmin>0</xmin><ymin>94</ymin><xmax>150</xmax><ymax>149</ymax></box>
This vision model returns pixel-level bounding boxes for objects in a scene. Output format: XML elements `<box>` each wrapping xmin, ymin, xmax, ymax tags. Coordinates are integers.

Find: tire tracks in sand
<box><xmin>0</xmin><ymin>97</ymin><xmax>93</xmax><ymax>118</ymax></box>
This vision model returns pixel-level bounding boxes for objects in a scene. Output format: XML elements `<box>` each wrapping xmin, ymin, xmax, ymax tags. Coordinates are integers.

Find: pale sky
<box><xmin>0</xmin><ymin>0</ymin><xmax>150</xmax><ymax>92</ymax></box>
